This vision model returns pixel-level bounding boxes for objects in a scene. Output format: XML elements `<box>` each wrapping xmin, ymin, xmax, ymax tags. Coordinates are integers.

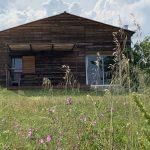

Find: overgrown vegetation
<box><xmin>132</xmin><ymin>36</ymin><xmax>150</xmax><ymax>86</ymax></box>
<box><xmin>0</xmin><ymin>88</ymin><xmax>150</xmax><ymax>149</ymax></box>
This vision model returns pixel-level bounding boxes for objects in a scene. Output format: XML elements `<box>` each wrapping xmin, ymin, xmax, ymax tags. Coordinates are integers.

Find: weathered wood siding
<box><xmin>0</xmin><ymin>12</ymin><xmax>133</xmax><ymax>87</ymax></box>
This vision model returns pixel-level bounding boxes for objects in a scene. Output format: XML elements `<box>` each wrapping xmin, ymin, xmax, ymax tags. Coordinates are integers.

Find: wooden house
<box><xmin>0</xmin><ymin>12</ymin><xmax>134</xmax><ymax>89</ymax></box>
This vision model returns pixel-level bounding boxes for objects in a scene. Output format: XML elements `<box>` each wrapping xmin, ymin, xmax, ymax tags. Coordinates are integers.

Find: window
<box><xmin>11</xmin><ymin>58</ymin><xmax>22</xmax><ymax>85</ymax></box>
<box><xmin>86</xmin><ymin>55</ymin><xmax>114</xmax><ymax>85</ymax></box>
<box><xmin>12</xmin><ymin>58</ymin><xmax>22</xmax><ymax>72</ymax></box>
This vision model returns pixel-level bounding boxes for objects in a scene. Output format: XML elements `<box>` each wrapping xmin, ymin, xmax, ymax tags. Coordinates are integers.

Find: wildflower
<box><xmin>91</xmin><ymin>121</ymin><xmax>97</xmax><ymax>127</ymax></box>
<box><xmin>47</xmin><ymin>135</ymin><xmax>52</xmax><ymax>142</ymax></box>
<box><xmin>80</xmin><ymin>117</ymin><xmax>87</xmax><ymax>122</ymax></box>
<box><xmin>87</xmin><ymin>94</ymin><xmax>90</xmax><ymax>98</ymax></box>
<box><xmin>35</xmin><ymin>128</ymin><xmax>39</xmax><ymax>132</ymax></box>
<box><xmin>48</xmin><ymin>108</ymin><xmax>55</xmax><ymax>114</ymax></box>
<box><xmin>39</xmin><ymin>138</ymin><xmax>45</xmax><ymax>144</ymax></box>
<box><xmin>66</xmin><ymin>97</ymin><xmax>73</xmax><ymax>105</ymax></box>
<box><xmin>28</xmin><ymin>128</ymin><xmax>33</xmax><ymax>137</ymax></box>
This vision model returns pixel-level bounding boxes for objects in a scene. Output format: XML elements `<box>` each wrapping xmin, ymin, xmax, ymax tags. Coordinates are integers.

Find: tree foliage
<box><xmin>126</xmin><ymin>36</ymin><xmax>150</xmax><ymax>87</ymax></box>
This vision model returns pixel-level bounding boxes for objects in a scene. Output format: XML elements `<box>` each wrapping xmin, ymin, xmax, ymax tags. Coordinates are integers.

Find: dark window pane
<box><xmin>103</xmin><ymin>56</ymin><xmax>114</xmax><ymax>85</ymax></box>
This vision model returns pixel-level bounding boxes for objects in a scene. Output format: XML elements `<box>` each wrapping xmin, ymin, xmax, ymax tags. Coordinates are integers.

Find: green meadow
<box><xmin>0</xmin><ymin>88</ymin><xmax>150</xmax><ymax>150</ymax></box>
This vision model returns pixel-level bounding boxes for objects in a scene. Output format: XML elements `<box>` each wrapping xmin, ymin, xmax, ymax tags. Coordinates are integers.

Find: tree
<box><xmin>129</xmin><ymin>36</ymin><xmax>150</xmax><ymax>87</ymax></box>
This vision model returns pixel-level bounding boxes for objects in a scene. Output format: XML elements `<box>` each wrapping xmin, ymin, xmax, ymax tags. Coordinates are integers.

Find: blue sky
<box><xmin>0</xmin><ymin>0</ymin><xmax>149</xmax><ymax>40</ymax></box>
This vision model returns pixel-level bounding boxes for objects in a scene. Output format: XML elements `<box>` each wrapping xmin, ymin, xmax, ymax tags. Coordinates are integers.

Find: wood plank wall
<box><xmin>0</xmin><ymin>12</ymin><xmax>133</xmax><ymax>87</ymax></box>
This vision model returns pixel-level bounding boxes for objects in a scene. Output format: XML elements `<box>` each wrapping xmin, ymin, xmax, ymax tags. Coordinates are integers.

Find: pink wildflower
<box><xmin>28</xmin><ymin>128</ymin><xmax>32</xmax><ymax>137</ymax></box>
<box><xmin>47</xmin><ymin>135</ymin><xmax>52</xmax><ymax>142</ymax></box>
<box><xmin>39</xmin><ymin>138</ymin><xmax>45</xmax><ymax>144</ymax></box>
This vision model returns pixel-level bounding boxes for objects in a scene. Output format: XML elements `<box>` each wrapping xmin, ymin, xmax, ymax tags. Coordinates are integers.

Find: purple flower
<box><xmin>47</xmin><ymin>135</ymin><xmax>52</xmax><ymax>142</ymax></box>
<box><xmin>39</xmin><ymin>138</ymin><xmax>45</xmax><ymax>144</ymax></box>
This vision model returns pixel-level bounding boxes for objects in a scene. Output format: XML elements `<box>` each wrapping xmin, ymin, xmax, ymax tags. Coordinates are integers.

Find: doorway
<box><xmin>86</xmin><ymin>55</ymin><xmax>113</xmax><ymax>85</ymax></box>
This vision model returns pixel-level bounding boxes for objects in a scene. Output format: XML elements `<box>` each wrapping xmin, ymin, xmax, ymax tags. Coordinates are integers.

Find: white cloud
<box><xmin>0</xmin><ymin>0</ymin><xmax>47</xmax><ymax>31</ymax></box>
<box><xmin>0</xmin><ymin>0</ymin><xmax>12</xmax><ymax>9</ymax></box>
<box><xmin>84</xmin><ymin>0</ymin><xmax>150</xmax><ymax>37</ymax></box>
<box><xmin>0</xmin><ymin>9</ymin><xmax>22</xmax><ymax>30</ymax></box>
<box><xmin>43</xmin><ymin>0</ymin><xmax>82</xmax><ymax>15</ymax></box>
<box><xmin>0</xmin><ymin>0</ymin><xmax>83</xmax><ymax>31</ymax></box>
<box><xmin>43</xmin><ymin>0</ymin><xmax>70</xmax><ymax>15</ymax></box>
<box><xmin>0</xmin><ymin>8</ymin><xmax>46</xmax><ymax>31</ymax></box>
<box><xmin>69</xmin><ymin>3</ymin><xmax>82</xmax><ymax>15</ymax></box>
<box><xmin>21</xmin><ymin>7</ymin><xmax>46</xmax><ymax>23</ymax></box>
<box><xmin>0</xmin><ymin>0</ymin><xmax>82</xmax><ymax>31</ymax></box>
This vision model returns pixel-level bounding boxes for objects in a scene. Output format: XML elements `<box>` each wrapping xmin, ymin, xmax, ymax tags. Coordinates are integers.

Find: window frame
<box><xmin>11</xmin><ymin>57</ymin><xmax>23</xmax><ymax>73</ymax></box>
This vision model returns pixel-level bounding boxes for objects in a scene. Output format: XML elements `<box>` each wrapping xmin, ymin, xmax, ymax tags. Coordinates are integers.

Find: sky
<box><xmin>0</xmin><ymin>0</ymin><xmax>149</xmax><ymax>40</ymax></box>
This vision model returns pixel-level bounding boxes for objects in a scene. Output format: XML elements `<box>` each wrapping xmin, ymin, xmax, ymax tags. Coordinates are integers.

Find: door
<box><xmin>86</xmin><ymin>55</ymin><xmax>103</xmax><ymax>85</ymax></box>
<box><xmin>86</xmin><ymin>55</ymin><xmax>114</xmax><ymax>85</ymax></box>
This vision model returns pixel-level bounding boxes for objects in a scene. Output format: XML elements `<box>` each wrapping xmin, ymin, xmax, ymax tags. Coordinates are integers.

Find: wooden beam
<box><xmin>30</xmin><ymin>44</ymin><xmax>33</xmax><ymax>51</ymax></box>
<box><xmin>72</xmin><ymin>43</ymin><xmax>77</xmax><ymax>51</ymax></box>
<box><xmin>7</xmin><ymin>44</ymin><xmax>11</xmax><ymax>52</ymax></box>
<box><xmin>51</xmin><ymin>44</ymin><xmax>54</xmax><ymax>51</ymax></box>
<box><xmin>8</xmin><ymin>44</ymin><xmax>30</xmax><ymax>51</ymax></box>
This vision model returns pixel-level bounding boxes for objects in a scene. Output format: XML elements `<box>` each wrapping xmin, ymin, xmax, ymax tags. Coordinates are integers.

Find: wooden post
<box><xmin>5</xmin><ymin>64</ymin><xmax>8</xmax><ymax>88</ymax></box>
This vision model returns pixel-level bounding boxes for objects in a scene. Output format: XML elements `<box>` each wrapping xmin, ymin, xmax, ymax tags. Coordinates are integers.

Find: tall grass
<box><xmin>0</xmin><ymin>88</ymin><xmax>150</xmax><ymax>149</ymax></box>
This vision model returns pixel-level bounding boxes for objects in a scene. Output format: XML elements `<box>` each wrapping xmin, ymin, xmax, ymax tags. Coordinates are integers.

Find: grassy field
<box><xmin>0</xmin><ymin>87</ymin><xmax>150</xmax><ymax>150</ymax></box>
